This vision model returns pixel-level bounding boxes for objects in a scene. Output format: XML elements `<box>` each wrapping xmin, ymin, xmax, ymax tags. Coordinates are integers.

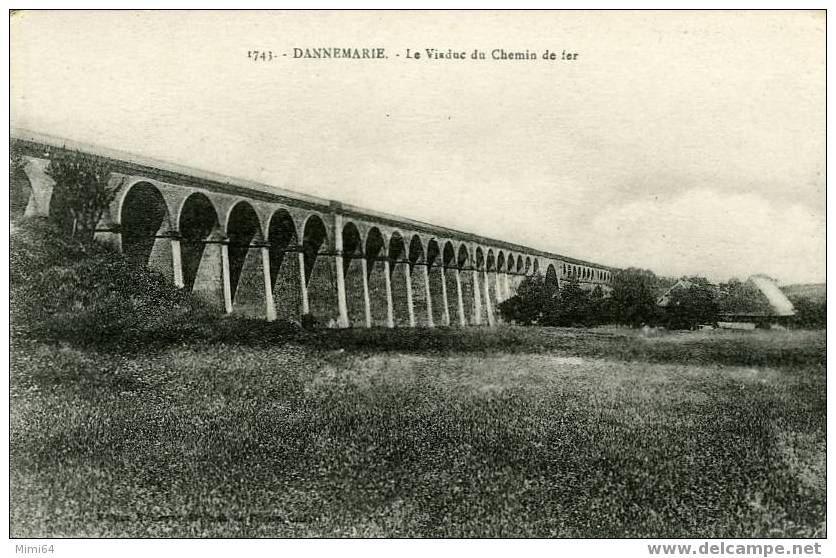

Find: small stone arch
<box><xmin>365</xmin><ymin>227</ymin><xmax>388</xmax><ymax>326</ymax></box>
<box><xmin>178</xmin><ymin>192</ymin><xmax>221</xmax><ymax>294</ymax></box>
<box><xmin>226</xmin><ymin>201</ymin><xmax>265</xmax><ymax>308</ymax></box>
<box><xmin>267</xmin><ymin>208</ymin><xmax>298</xmax><ymax>280</ymax></box>
<box><xmin>388</xmin><ymin>231</ymin><xmax>409</xmax><ymax>326</ymax></box>
<box><xmin>341</xmin><ymin>221</ymin><xmax>365</xmax><ymax>326</ymax></box>
<box><xmin>546</xmin><ymin>264</ymin><xmax>559</xmax><ymax>297</ymax></box>
<box><xmin>301</xmin><ymin>214</ymin><xmax>328</xmax><ymax>286</ymax></box>
<box><xmin>408</xmin><ymin>234</ymin><xmax>425</xmax><ymax>266</ymax></box>
<box><xmin>408</xmin><ymin>234</ymin><xmax>429</xmax><ymax>326</ymax></box>
<box><xmin>475</xmin><ymin>247</ymin><xmax>485</xmax><ymax>271</ymax></box>
<box><xmin>443</xmin><ymin>241</ymin><xmax>456</xmax><ymax>268</ymax></box>
<box><xmin>388</xmin><ymin>231</ymin><xmax>406</xmax><ymax>265</ymax></box>
<box><xmin>119</xmin><ymin>181</ymin><xmax>172</xmax><ymax>269</ymax></box>
<box><xmin>457</xmin><ymin>244</ymin><xmax>470</xmax><ymax>270</ymax></box>
<box><xmin>342</xmin><ymin>221</ymin><xmax>363</xmax><ymax>261</ymax></box>
<box><xmin>426</xmin><ymin>238</ymin><xmax>441</xmax><ymax>267</ymax></box>
<box><xmin>267</xmin><ymin>208</ymin><xmax>301</xmax><ymax>320</ymax></box>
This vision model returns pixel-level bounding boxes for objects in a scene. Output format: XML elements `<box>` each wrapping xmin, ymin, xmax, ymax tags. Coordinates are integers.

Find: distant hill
<box><xmin>781</xmin><ymin>283</ymin><xmax>826</xmax><ymax>303</ymax></box>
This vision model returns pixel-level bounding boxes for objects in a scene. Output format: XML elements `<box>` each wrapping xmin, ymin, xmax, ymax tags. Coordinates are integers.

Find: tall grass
<box><xmin>9</xmin><ymin>218</ymin><xmax>826</xmax><ymax>538</ymax></box>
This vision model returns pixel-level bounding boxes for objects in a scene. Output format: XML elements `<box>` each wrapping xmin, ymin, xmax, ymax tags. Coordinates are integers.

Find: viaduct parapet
<box><xmin>11</xmin><ymin>128</ymin><xmax>616</xmax><ymax>328</ymax></box>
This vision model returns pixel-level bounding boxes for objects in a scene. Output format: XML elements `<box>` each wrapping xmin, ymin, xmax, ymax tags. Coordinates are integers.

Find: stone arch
<box><xmin>474</xmin><ymin>247</ymin><xmax>491</xmax><ymax>324</ymax></box>
<box><xmin>178</xmin><ymin>192</ymin><xmax>223</xmax><ymax>307</ymax></box>
<box><xmin>442</xmin><ymin>241</ymin><xmax>460</xmax><ymax>324</ymax></box>
<box><xmin>267</xmin><ymin>209</ymin><xmax>301</xmax><ymax>321</ymax></box>
<box><xmin>498</xmin><ymin>251</ymin><xmax>511</xmax><ymax>302</ymax></box>
<box><xmin>525</xmin><ymin>256</ymin><xmax>532</xmax><ymax>275</ymax></box>
<box><xmin>302</xmin><ymin>213</ymin><xmax>336</xmax><ymax>324</ymax></box>
<box><xmin>442</xmin><ymin>241</ymin><xmax>456</xmax><ymax>267</ymax></box>
<box><xmin>408</xmin><ymin>234</ymin><xmax>429</xmax><ymax>326</ymax></box>
<box><xmin>426</xmin><ymin>238</ymin><xmax>445</xmax><ymax>326</ymax></box>
<box><xmin>119</xmin><ymin>182</ymin><xmax>172</xmax><ymax>279</ymax></box>
<box><xmin>365</xmin><ymin>227</ymin><xmax>388</xmax><ymax>327</ymax></box>
<box><xmin>388</xmin><ymin>231</ymin><xmax>410</xmax><ymax>327</ymax></box>
<box><xmin>533</xmin><ymin>259</ymin><xmax>540</xmax><ymax>276</ymax></box>
<box><xmin>546</xmin><ymin>264</ymin><xmax>560</xmax><ymax>298</ymax></box>
<box><xmin>342</xmin><ymin>221</ymin><xmax>365</xmax><ymax>326</ymax></box>
<box><xmin>457</xmin><ymin>244</ymin><xmax>470</xmax><ymax>269</ymax></box>
<box><xmin>301</xmin><ymin>214</ymin><xmax>328</xmax><ymax>285</ymax></box>
<box><xmin>408</xmin><ymin>234</ymin><xmax>425</xmax><ymax>265</ymax></box>
<box><xmin>516</xmin><ymin>255</ymin><xmax>524</xmax><ymax>273</ymax></box>
<box><xmin>226</xmin><ymin>201</ymin><xmax>265</xmax><ymax>315</ymax></box>
<box><xmin>485</xmin><ymin>249</ymin><xmax>500</xmax><ymax>321</ymax></box>
<box><xmin>457</xmin><ymin>244</ymin><xmax>475</xmax><ymax>324</ymax></box>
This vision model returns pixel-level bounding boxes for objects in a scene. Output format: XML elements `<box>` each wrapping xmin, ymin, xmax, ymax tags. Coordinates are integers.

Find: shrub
<box><xmin>301</xmin><ymin>313</ymin><xmax>319</xmax><ymax>330</ymax></box>
<box><xmin>663</xmin><ymin>277</ymin><xmax>719</xmax><ymax>330</ymax></box>
<box><xmin>11</xmin><ymin>218</ymin><xmax>210</xmax><ymax>345</ymax></box>
<box><xmin>497</xmin><ymin>274</ymin><xmax>557</xmax><ymax>325</ymax></box>
<box><xmin>789</xmin><ymin>296</ymin><xmax>826</xmax><ymax>329</ymax></box>
<box><xmin>609</xmin><ymin>267</ymin><xmax>660</xmax><ymax>327</ymax></box>
<box><xmin>45</xmin><ymin>150</ymin><xmax>125</xmax><ymax>241</ymax></box>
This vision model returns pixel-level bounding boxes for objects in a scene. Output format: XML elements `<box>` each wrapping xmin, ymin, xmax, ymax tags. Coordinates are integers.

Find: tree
<box><xmin>788</xmin><ymin>296</ymin><xmax>826</xmax><ymax>329</ymax></box>
<box><xmin>717</xmin><ymin>278</ymin><xmax>772</xmax><ymax>316</ymax></box>
<box><xmin>548</xmin><ymin>275</ymin><xmax>590</xmax><ymax>326</ymax></box>
<box><xmin>663</xmin><ymin>276</ymin><xmax>719</xmax><ymax>329</ymax></box>
<box><xmin>609</xmin><ymin>267</ymin><xmax>660</xmax><ymax>327</ymax></box>
<box><xmin>500</xmin><ymin>274</ymin><xmax>614</xmax><ymax>327</ymax></box>
<box><xmin>498</xmin><ymin>273</ymin><xmax>556</xmax><ymax>325</ymax></box>
<box><xmin>587</xmin><ymin>285</ymin><xmax>609</xmax><ymax>326</ymax></box>
<box><xmin>45</xmin><ymin>150</ymin><xmax>124</xmax><ymax>241</ymax></box>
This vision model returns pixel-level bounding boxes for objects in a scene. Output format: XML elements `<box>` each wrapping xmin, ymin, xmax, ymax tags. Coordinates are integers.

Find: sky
<box><xmin>10</xmin><ymin>10</ymin><xmax>825</xmax><ymax>284</ymax></box>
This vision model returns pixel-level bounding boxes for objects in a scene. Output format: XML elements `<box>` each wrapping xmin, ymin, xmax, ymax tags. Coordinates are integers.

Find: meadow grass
<box><xmin>10</xmin><ymin>326</ymin><xmax>825</xmax><ymax>538</ymax></box>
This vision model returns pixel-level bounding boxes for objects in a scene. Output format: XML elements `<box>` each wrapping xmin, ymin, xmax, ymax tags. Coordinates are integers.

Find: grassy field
<box><xmin>10</xmin><ymin>325</ymin><xmax>826</xmax><ymax>538</ymax></box>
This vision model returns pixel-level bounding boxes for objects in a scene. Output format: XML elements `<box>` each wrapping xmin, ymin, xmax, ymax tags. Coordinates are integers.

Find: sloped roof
<box><xmin>657</xmin><ymin>279</ymin><xmax>693</xmax><ymax>307</ymax></box>
<box><xmin>719</xmin><ymin>275</ymin><xmax>795</xmax><ymax>317</ymax></box>
<box><xmin>748</xmin><ymin>275</ymin><xmax>795</xmax><ymax>317</ymax></box>
<box><xmin>658</xmin><ymin>275</ymin><xmax>796</xmax><ymax>317</ymax></box>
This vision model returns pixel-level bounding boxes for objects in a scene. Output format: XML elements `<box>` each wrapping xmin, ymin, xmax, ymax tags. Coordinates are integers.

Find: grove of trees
<box><xmin>498</xmin><ymin>268</ymin><xmax>825</xmax><ymax>330</ymax></box>
<box><xmin>497</xmin><ymin>267</ymin><xmax>661</xmax><ymax>328</ymax></box>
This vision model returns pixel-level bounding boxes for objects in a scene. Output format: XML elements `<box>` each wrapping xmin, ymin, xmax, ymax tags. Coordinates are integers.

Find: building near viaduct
<box><xmin>11</xmin><ymin>129</ymin><xmax>615</xmax><ymax>328</ymax></box>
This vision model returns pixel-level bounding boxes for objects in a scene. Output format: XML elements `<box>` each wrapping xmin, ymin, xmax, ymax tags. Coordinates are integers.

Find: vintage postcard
<box><xmin>7</xmin><ymin>9</ymin><xmax>826</xmax><ymax>556</ymax></box>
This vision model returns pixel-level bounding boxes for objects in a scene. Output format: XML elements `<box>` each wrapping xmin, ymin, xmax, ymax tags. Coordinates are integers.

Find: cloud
<box><xmin>589</xmin><ymin>189</ymin><xmax>824</xmax><ymax>284</ymax></box>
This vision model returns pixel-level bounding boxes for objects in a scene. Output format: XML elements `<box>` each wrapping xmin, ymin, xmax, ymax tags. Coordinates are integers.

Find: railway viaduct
<box><xmin>11</xmin><ymin>129</ymin><xmax>615</xmax><ymax>328</ymax></box>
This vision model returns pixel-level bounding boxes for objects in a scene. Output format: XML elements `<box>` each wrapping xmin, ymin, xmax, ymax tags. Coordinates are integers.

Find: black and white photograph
<box><xmin>6</xmin><ymin>7</ymin><xmax>828</xmax><ymax>555</ymax></box>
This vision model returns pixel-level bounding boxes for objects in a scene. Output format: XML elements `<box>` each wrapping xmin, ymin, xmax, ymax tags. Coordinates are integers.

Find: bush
<box><xmin>662</xmin><ymin>277</ymin><xmax>719</xmax><ymax>330</ymax></box>
<box><xmin>497</xmin><ymin>274</ymin><xmax>557</xmax><ymax>325</ymax></box>
<box><xmin>789</xmin><ymin>296</ymin><xmax>826</xmax><ymax>329</ymax></box>
<box><xmin>300</xmin><ymin>313</ymin><xmax>319</xmax><ymax>330</ymax></box>
<box><xmin>11</xmin><ymin>218</ymin><xmax>211</xmax><ymax>345</ymax></box>
<box><xmin>44</xmin><ymin>150</ymin><xmax>125</xmax><ymax>241</ymax></box>
<box><xmin>499</xmin><ymin>275</ymin><xmax>612</xmax><ymax>327</ymax></box>
<box><xmin>609</xmin><ymin>268</ymin><xmax>660</xmax><ymax>327</ymax></box>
